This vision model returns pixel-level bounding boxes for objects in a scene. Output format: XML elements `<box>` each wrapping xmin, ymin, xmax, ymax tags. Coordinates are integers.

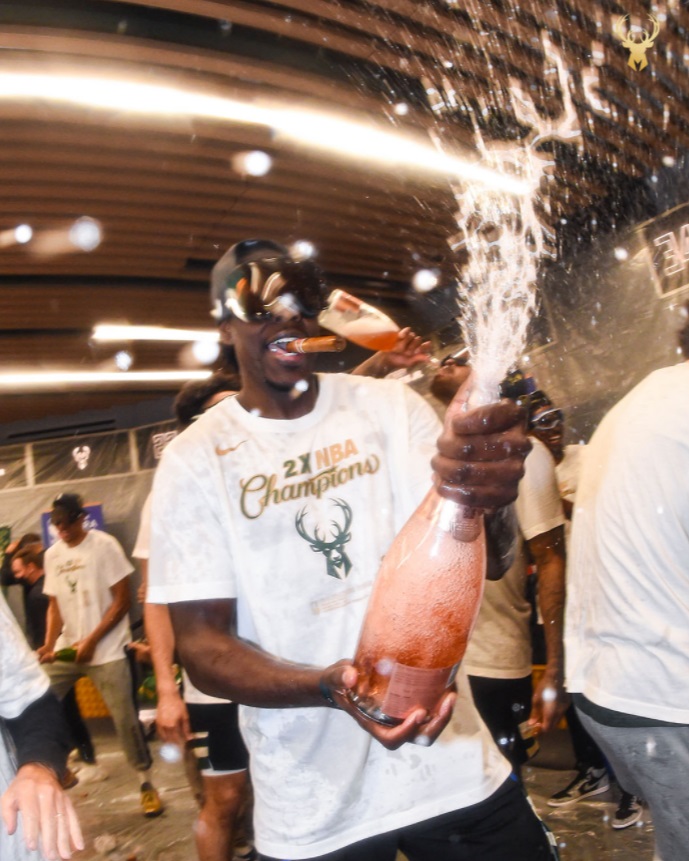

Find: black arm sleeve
<box><xmin>3</xmin><ymin>690</ymin><xmax>71</xmax><ymax>778</ymax></box>
<box><xmin>485</xmin><ymin>504</ymin><xmax>519</xmax><ymax>581</ymax></box>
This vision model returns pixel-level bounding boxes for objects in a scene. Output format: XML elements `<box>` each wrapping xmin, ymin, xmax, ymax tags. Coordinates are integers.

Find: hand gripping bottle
<box><xmin>349</xmin><ymin>385</ymin><xmax>489</xmax><ymax>725</ymax></box>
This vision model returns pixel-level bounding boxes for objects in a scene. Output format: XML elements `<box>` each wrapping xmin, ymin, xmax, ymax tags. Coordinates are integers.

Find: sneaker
<box><xmin>77</xmin><ymin>742</ymin><xmax>96</xmax><ymax>765</ymax></box>
<box><xmin>612</xmin><ymin>792</ymin><xmax>644</xmax><ymax>829</ymax></box>
<box><xmin>232</xmin><ymin>846</ymin><xmax>257</xmax><ymax>861</ymax></box>
<box><xmin>547</xmin><ymin>766</ymin><xmax>610</xmax><ymax>807</ymax></box>
<box><xmin>140</xmin><ymin>782</ymin><xmax>164</xmax><ymax>818</ymax></box>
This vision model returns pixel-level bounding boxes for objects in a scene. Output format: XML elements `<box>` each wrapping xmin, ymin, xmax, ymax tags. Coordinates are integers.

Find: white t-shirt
<box><xmin>555</xmin><ymin>444</ymin><xmax>584</xmax><ymax>506</ymax></box>
<box><xmin>565</xmin><ymin>362</ymin><xmax>689</xmax><ymax>724</ymax></box>
<box><xmin>135</xmin><ymin>492</ymin><xmax>228</xmax><ymax>706</ymax></box>
<box><xmin>132</xmin><ymin>492</ymin><xmax>152</xmax><ymax>562</ymax></box>
<box><xmin>463</xmin><ymin>437</ymin><xmax>565</xmax><ymax>679</ymax></box>
<box><xmin>44</xmin><ymin>529</ymin><xmax>133</xmax><ymax>666</ymax></box>
<box><xmin>556</xmin><ymin>443</ymin><xmax>585</xmax><ymax>546</ymax></box>
<box><xmin>149</xmin><ymin>373</ymin><xmax>510</xmax><ymax>859</ymax></box>
<box><xmin>0</xmin><ymin>592</ymin><xmax>52</xmax><ymax>861</ymax></box>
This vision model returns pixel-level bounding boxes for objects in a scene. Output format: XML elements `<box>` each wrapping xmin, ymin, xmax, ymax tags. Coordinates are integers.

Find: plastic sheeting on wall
<box><xmin>0</xmin><ymin>419</ymin><xmax>178</xmax><ymax>624</ymax></box>
<box><xmin>526</xmin><ymin>203</ymin><xmax>689</xmax><ymax>444</ymax></box>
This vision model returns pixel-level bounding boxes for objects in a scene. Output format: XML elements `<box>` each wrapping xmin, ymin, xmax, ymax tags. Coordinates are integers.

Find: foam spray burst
<box><xmin>433</xmin><ymin>39</ymin><xmax>581</xmax><ymax>404</ymax></box>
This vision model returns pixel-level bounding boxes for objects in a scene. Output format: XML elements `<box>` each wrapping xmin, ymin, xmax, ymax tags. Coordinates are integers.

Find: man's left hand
<box><xmin>432</xmin><ymin>383</ymin><xmax>531</xmax><ymax>510</ymax></box>
<box><xmin>74</xmin><ymin>639</ymin><xmax>96</xmax><ymax>664</ymax></box>
<box><xmin>320</xmin><ymin>663</ymin><xmax>456</xmax><ymax>751</ymax></box>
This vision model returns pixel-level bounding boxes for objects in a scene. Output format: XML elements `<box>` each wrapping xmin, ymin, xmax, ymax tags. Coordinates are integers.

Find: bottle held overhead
<box><xmin>319</xmin><ymin>289</ymin><xmax>400</xmax><ymax>351</ymax></box>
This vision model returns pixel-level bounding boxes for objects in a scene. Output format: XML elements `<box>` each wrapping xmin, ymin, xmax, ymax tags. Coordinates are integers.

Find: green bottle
<box><xmin>54</xmin><ymin>646</ymin><xmax>78</xmax><ymax>662</ymax></box>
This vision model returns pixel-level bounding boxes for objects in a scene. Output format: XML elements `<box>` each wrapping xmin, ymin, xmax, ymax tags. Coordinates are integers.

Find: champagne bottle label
<box><xmin>381</xmin><ymin>662</ymin><xmax>459</xmax><ymax>720</ymax></box>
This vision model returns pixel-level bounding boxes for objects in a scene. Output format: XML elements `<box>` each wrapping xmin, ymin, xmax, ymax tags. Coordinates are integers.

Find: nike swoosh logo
<box><xmin>215</xmin><ymin>440</ymin><xmax>248</xmax><ymax>456</ymax></box>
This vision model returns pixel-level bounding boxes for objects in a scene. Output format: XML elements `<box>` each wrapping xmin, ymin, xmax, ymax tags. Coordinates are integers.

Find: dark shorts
<box><xmin>259</xmin><ymin>776</ymin><xmax>559</xmax><ymax>861</ymax></box>
<box><xmin>468</xmin><ymin>675</ymin><xmax>533</xmax><ymax>771</ymax></box>
<box><xmin>186</xmin><ymin>701</ymin><xmax>249</xmax><ymax>775</ymax></box>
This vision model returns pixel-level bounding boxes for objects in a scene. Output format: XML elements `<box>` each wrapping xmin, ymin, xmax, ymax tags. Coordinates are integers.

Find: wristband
<box><xmin>318</xmin><ymin>679</ymin><xmax>341</xmax><ymax>709</ymax></box>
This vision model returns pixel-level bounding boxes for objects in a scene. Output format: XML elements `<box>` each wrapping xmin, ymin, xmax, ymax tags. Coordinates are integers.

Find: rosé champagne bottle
<box><xmin>349</xmin><ymin>386</ymin><xmax>490</xmax><ymax>725</ymax></box>
<box><xmin>318</xmin><ymin>289</ymin><xmax>400</xmax><ymax>351</ymax></box>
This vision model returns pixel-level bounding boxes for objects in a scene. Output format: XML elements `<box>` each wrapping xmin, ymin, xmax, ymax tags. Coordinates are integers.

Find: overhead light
<box><xmin>0</xmin><ymin>370</ymin><xmax>211</xmax><ymax>390</ymax></box>
<box><xmin>92</xmin><ymin>324</ymin><xmax>219</xmax><ymax>342</ymax></box>
<box><xmin>0</xmin><ymin>72</ymin><xmax>529</xmax><ymax>196</ymax></box>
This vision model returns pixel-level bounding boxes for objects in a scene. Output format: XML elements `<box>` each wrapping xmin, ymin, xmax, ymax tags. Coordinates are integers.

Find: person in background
<box><xmin>1</xmin><ymin>533</ymin><xmax>41</xmax><ymax>588</ymax></box>
<box><xmin>10</xmin><ymin>545</ymin><xmax>96</xmax><ymax>780</ymax></box>
<box><xmin>39</xmin><ymin>493</ymin><xmax>163</xmax><ymax>819</ymax></box>
<box><xmin>0</xmin><ymin>589</ymin><xmax>83</xmax><ymax>860</ymax></box>
<box><xmin>529</xmin><ymin>394</ymin><xmax>643</xmax><ymax>828</ymax></box>
<box><xmin>138</xmin><ymin>370</ymin><xmax>256</xmax><ymax>861</ymax></box>
<box><xmin>147</xmin><ymin>238</ymin><xmax>558</xmax><ymax>861</ymax></box>
<box><xmin>565</xmin><ymin>304</ymin><xmax>689</xmax><ymax>861</ymax></box>
<box><xmin>526</xmin><ymin>395</ymin><xmax>628</xmax><ymax>819</ymax></box>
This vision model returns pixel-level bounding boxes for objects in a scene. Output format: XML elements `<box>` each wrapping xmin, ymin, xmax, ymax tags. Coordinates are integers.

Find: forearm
<box><xmin>536</xmin><ymin>561</ymin><xmax>566</xmax><ymax>680</ymax></box>
<box><xmin>484</xmin><ymin>505</ymin><xmax>518</xmax><ymax>580</ymax></box>
<box><xmin>144</xmin><ymin>603</ymin><xmax>180</xmax><ymax>694</ymax></box>
<box><xmin>350</xmin><ymin>352</ymin><xmax>390</xmax><ymax>378</ymax></box>
<box><xmin>43</xmin><ymin>603</ymin><xmax>62</xmax><ymax>650</ymax></box>
<box><xmin>85</xmin><ymin>598</ymin><xmax>129</xmax><ymax>647</ymax></box>
<box><xmin>169</xmin><ymin>601</ymin><xmax>325</xmax><ymax>708</ymax></box>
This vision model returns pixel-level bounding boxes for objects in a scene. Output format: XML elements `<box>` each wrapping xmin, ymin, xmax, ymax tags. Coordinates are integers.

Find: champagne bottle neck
<box><xmin>419</xmin><ymin>488</ymin><xmax>483</xmax><ymax>542</ymax></box>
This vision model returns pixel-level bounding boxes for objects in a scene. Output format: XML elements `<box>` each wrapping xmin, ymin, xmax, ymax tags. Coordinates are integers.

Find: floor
<box><xmin>63</xmin><ymin>719</ymin><xmax>656</xmax><ymax>861</ymax></box>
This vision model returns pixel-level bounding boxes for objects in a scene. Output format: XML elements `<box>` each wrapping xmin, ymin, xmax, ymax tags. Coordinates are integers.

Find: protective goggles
<box><xmin>222</xmin><ymin>258</ymin><xmax>327</xmax><ymax>323</ymax></box>
<box><xmin>529</xmin><ymin>408</ymin><xmax>564</xmax><ymax>430</ymax></box>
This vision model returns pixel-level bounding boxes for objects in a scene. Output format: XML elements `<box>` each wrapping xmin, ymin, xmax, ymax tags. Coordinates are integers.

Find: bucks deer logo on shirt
<box><xmin>295</xmin><ymin>498</ymin><xmax>353</xmax><ymax>580</ymax></box>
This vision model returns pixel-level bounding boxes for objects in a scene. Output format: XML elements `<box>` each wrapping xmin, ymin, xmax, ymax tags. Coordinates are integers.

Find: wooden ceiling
<box><xmin>0</xmin><ymin>0</ymin><xmax>686</xmax><ymax>427</ymax></box>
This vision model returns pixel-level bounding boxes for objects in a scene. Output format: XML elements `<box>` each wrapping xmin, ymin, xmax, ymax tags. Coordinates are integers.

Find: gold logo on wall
<box><xmin>614</xmin><ymin>14</ymin><xmax>661</xmax><ymax>71</ymax></box>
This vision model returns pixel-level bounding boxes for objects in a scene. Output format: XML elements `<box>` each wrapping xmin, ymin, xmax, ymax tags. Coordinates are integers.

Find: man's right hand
<box><xmin>319</xmin><ymin>663</ymin><xmax>456</xmax><ymax>751</ymax></box>
<box><xmin>155</xmin><ymin>689</ymin><xmax>192</xmax><ymax>747</ymax></box>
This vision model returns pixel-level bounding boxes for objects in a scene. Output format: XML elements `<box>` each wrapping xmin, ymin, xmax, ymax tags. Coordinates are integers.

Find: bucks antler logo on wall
<box><xmin>614</xmin><ymin>13</ymin><xmax>660</xmax><ymax>71</ymax></box>
<box><xmin>295</xmin><ymin>498</ymin><xmax>353</xmax><ymax>580</ymax></box>
<box><xmin>72</xmin><ymin>445</ymin><xmax>91</xmax><ymax>471</ymax></box>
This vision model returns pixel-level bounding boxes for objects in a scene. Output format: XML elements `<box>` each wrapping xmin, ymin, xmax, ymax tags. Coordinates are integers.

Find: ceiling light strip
<box><xmin>0</xmin><ymin>72</ymin><xmax>529</xmax><ymax>196</ymax></box>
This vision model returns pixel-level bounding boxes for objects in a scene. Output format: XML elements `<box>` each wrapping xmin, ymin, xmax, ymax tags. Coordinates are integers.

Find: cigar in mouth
<box><xmin>284</xmin><ymin>336</ymin><xmax>346</xmax><ymax>354</ymax></box>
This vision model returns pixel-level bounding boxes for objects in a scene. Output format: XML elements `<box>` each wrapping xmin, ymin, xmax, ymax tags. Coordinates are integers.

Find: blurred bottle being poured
<box><xmin>318</xmin><ymin>289</ymin><xmax>400</xmax><ymax>352</ymax></box>
<box><xmin>349</xmin><ymin>380</ymin><xmax>493</xmax><ymax>726</ymax></box>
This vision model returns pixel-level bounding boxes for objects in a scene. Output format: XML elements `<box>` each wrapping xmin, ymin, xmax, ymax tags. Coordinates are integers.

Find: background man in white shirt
<box><xmin>565</xmin><ymin>305</ymin><xmax>689</xmax><ymax>861</ymax></box>
<box><xmin>39</xmin><ymin>492</ymin><xmax>163</xmax><ymax>819</ymax></box>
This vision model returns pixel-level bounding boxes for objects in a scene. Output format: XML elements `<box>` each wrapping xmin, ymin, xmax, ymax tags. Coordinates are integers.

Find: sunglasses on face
<box><xmin>529</xmin><ymin>409</ymin><xmax>564</xmax><ymax>431</ymax></box>
<box><xmin>225</xmin><ymin>259</ymin><xmax>327</xmax><ymax>323</ymax></box>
